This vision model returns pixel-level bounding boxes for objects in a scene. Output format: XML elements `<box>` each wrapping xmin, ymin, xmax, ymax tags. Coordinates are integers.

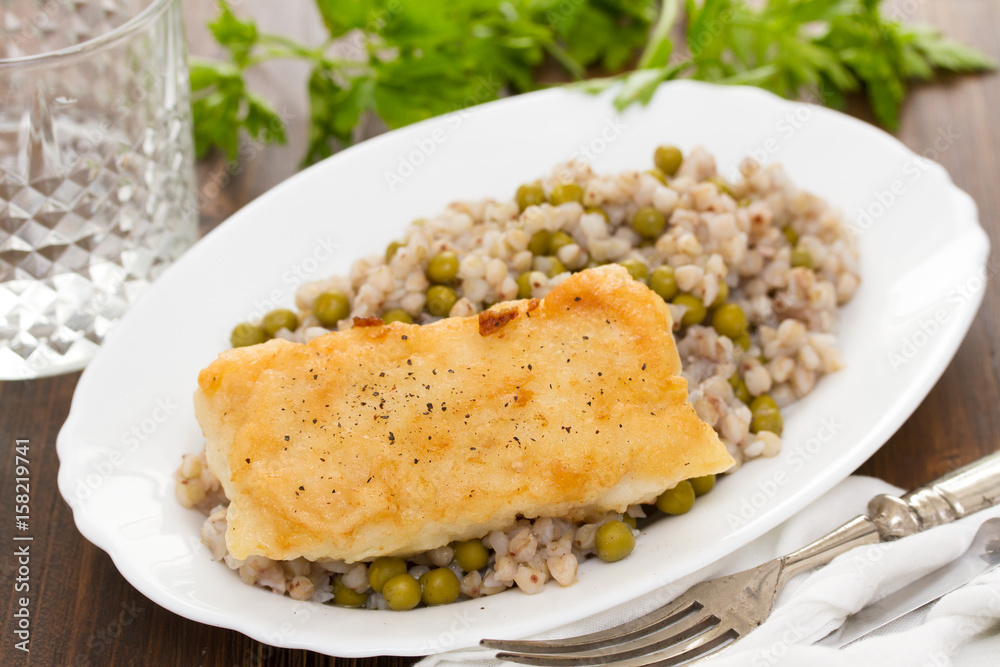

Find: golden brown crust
<box><xmin>194</xmin><ymin>265</ymin><xmax>734</xmax><ymax>562</ymax></box>
<box><xmin>478</xmin><ymin>306</ymin><xmax>519</xmax><ymax>336</ymax></box>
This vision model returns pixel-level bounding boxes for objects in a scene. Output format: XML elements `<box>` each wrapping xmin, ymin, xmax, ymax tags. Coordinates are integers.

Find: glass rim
<box><xmin>0</xmin><ymin>0</ymin><xmax>175</xmax><ymax>70</ymax></box>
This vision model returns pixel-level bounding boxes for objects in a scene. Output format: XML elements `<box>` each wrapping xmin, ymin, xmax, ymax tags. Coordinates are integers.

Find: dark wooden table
<box><xmin>3</xmin><ymin>1</ymin><xmax>999</xmax><ymax>665</ymax></box>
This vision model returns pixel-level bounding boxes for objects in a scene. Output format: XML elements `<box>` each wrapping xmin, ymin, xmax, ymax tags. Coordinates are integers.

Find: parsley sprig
<box><xmin>191</xmin><ymin>0</ymin><xmax>994</xmax><ymax>166</ymax></box>
<box><xmin>191</xmin><ymin>0</ymin><xmax>657</xmax><ymax>165</ymax></box>
<box><xmin>591</xmin><ymin>0</ymin><xmax>995</xmax><ymax>128</ymax></box>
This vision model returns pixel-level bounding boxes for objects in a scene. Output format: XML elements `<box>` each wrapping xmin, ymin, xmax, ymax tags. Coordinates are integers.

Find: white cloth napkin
<box><xmin>418</xmin><ymin>476</ymin><xmax>1000</xmax><ymax>667</ymax></box>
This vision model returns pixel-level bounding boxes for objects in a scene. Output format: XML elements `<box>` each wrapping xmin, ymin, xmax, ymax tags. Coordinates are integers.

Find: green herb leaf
<box><xmin>189</xmin><ymin>58</ymin><xmax>288</xmax><ymax>160</ymax></box>
<box><xmin>314</xmin><ymin>0</ymin><xmax>377</xmax><ymax>39</ymax></box>
<box><xmin>244</xmin><ymin>93</ymin><xmax>287</xmax><ymax>146</ymax></box>
<box><xmin>207</xmin><ymin>1</ymin><xmax>258</xmax><ymax>68</ymax></box>
<box><xmin>903</xmin><ymin>24</ymin><xmax>997</xmax><ymax>72</ymax></box>
<box><xmin>193</xmin><ymin>0</ymin><xmax>994</xmax><ymax>166</ymax></box>
<box><xmin>303</xmin><ymin>67</ymin><xmax>374</xmax><ymax>166</ymax></box>
<box><xmin>189</xmin><ymin>59</ymin><xmax>245</xmax><ymax>159</ymax></box>
<box><xmin>557</xmin><ymin>1</ymin><xmax>657</xmax><ymax>72</ymax></box>
<box><xmin>373</xmin><ymin>53</ymin><xmax>502</xmax><ymax>129</ymax></box>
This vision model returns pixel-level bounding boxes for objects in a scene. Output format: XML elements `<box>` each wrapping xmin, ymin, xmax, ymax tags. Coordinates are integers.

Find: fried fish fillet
<box><xmin>195</xmin><ymin>265</ymin><xmax>733</xmax><ymax>563</ymax></box>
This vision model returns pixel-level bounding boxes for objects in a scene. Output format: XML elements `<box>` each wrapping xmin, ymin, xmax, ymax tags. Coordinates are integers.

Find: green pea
<box><xmin>711</xmin><ymin>303</ymin><xmax>748</xmax><ymax>340</ymax></box>
<box><xmin>622</xmin><ymin>514</ymin><xmax>637</xmax><ymax>529</ymax></box>
<box><xmin>645</xmin><ymin>168</ymin><xmax>667</xmax><ymax>184</ymax></box>
<box><xmin>313</xmin><ymin>291</ymin><xmax>351</xmax><ymax>327</ymax></box>
<box><xmin>791</xmin><ymin>247</ymin><xmax>814</xmax><ymax>269</ymax></box>
<box><xmin>649</xmin><ymin>266</ymin><xmax>678</xmax><ymax>301</ymax></box>
<box><xmin>426</xmin><ymin>285</ymin><xmax>458</xmax><ymax>317</ymax></box>
<box><xmin>527</xmin><ymin>230</ymin><xmax>552</xmax><ymax>256</ymax></box>
<box><xmin>516</xmin><ymin>272</ymin><xmax>533</xmax><ymax>299</ymax></box>
<box><xmin>672</xmin><ymin>294</ymin><xmax>707</xmax><ymax>327</ymax></box>
<box><xmin>656</xmin><ymin>480</ymin><xmax>695</xmax><ymax>515</ymax></box>
<box><xmin>262</xmin><ymin>309</ymin><xmax>299</xmax><ymax>337</ymax></box>
<box><xmin>618</xmin><ymin>258</ymin><xmax>649</xmax><ymax>283</ymax></box>
<box><xmin>382</xmin><ymin>573</ymin><xmax>422</xmax><ymax>611</ymax></box>
<box><xmin>728</xmin><ymin>373</ymin><xmax>752</xmax><ymax>404</ymax></box>
<box><xmin>549</xmin><ymin>231</ymin><xmax>574</xmax><ymax>255</ymax></box>
<box><xmin>549</xmin><ymin>183</ymin><xmax>583</xmax><ymax>205</ymax></box>
<box><xmin>632</xmin><ymin>206</ymin><xmax>666</xmax><ymax>239</ymax></box>
<box><xmin>749</xmin><ymin>395</ymin><xmax>783</xmax><ymax>435</ymax></box>
<box><xmin>382</xmin><ymin>309</ymin><xmax>413</xmax><ymax>324</ymax></box>
<box><xmin>585</xmin><ymin>207</ymin><xmax>610</xmax><ymax>222</ymax></box>
<box><xmin>750</xmin><ymin>394</ymin><xmax>779</xmax><ymax>413</ymax></box>
<box><xmin>230</xmin><ymin>322</ymin><xmax>267</xmax><ymax>348</ymax></box>
<box><xmin>426</xmin><ymin>251</ymin><xmax>460</xmax><ymax>284</ymax></box>
<box><xmin>367</xmin><ymin>557</ymin><xmax>407</xmax><ymax>594</ymax></box>
<box><xmin>654</xmin><ymin>145</ymin><xmax>683</xmax><ymax>176</ymax></box>
<box><xmin>385</xmin><ymin>241</ymin><xmax>403</xmax><ymax>263</ymax></box>
<box><xmin>454</xmin><ymin>539</ymin><xmax>489</xmax><ymax>572</ymax></box>
<box><xmin>595</xmin><ymin>520</ymin><xmax>635</xmax><ymax>563</ymax></box>
<box><xmin>332</xmin><ymin>576</ymin><xmax>368</xmax><ymax>607</ymax></box>
<box><xmin>547</xmin><ymin>257</ymin><xmax>567</xmax><ymax>278</ymax></box>
<box><xmin>750</xmin><ymin>406</ymin><xmax>784</xmax><ymax>435</ymax></box>
<box><xmin>690</xmin><ymin>475</ymin><xmax>716</xmax><ymax>496</ymax></box>
<box><xmin>734</xmin><ymin>331</ymin><xmax>752</xmax><ymax>351</ymax></box>
<box><xmin>782</xmin><ymin>226</ymin><xmax>799</xmax><ymax>246</ymax></box>
<box><xmin>711</xmin><ymin>279</ymin><xmax>730</xmax><ymax>308</ymax></box>
<box><xmin>419</xmin><ymin>568</ymin><xmax>460</xmax><ymax>606</ymax></box>
<box><xmin>516</xmin><ymin>183</ymin><xmax>546</xmax><ymax>211</ymax></box>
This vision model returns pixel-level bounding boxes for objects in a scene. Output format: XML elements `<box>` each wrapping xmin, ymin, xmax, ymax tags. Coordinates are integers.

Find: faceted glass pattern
<box><xmin>0</xmin><ymin>0</ymin><xmax>197</xmax><ymax>379</ymax></box>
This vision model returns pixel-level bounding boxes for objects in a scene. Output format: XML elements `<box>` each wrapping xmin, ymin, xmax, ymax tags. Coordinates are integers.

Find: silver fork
<box><xmin>481</xmin><ymin>450</ymin><xmax>1000</xmax><ymax>666</ymax></box>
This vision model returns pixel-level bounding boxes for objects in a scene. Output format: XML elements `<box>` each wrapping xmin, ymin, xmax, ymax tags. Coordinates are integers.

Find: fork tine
<box><xmin>480</xmin><ymin>596</ymin><xmax>702</xmax><ymax>654</ymax></box>
<box><xmin>493</xmin><ymin>614</ymin><xmax>719</xmax><ymax>665</ymax></box>
<box><xmin>495</xmin><ymin>624</ymin><xmax>738</xmax><ymax>667</ymax></box>
<box><xmin>639</xmin><ymin>627</ymin><xmax>737</xmax><ymax>667</ymax></box>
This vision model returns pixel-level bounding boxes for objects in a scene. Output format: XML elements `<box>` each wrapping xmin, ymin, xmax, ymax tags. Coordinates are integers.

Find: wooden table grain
<box><xmin>2</xmin><ymin>1</ymin><xmax>998</xmax><ymax>665</ymax></box>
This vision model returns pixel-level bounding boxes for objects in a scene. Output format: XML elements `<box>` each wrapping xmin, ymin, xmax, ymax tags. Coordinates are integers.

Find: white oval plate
<box><xmin>57</xmin><ymin>81</ymin><xmax>989</xmax><ymax>657</ymax></box>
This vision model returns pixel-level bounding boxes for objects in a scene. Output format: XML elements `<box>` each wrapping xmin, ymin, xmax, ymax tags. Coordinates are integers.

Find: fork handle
<box><xmin>868</xmin><ymin>450</ymin><xmax>1000</xmax><ymax>539</ymax></box>
<box><xmin>780</xmin><ymin>451</ymin><xmax>1000</xmax><ymax>583</ymax></box>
